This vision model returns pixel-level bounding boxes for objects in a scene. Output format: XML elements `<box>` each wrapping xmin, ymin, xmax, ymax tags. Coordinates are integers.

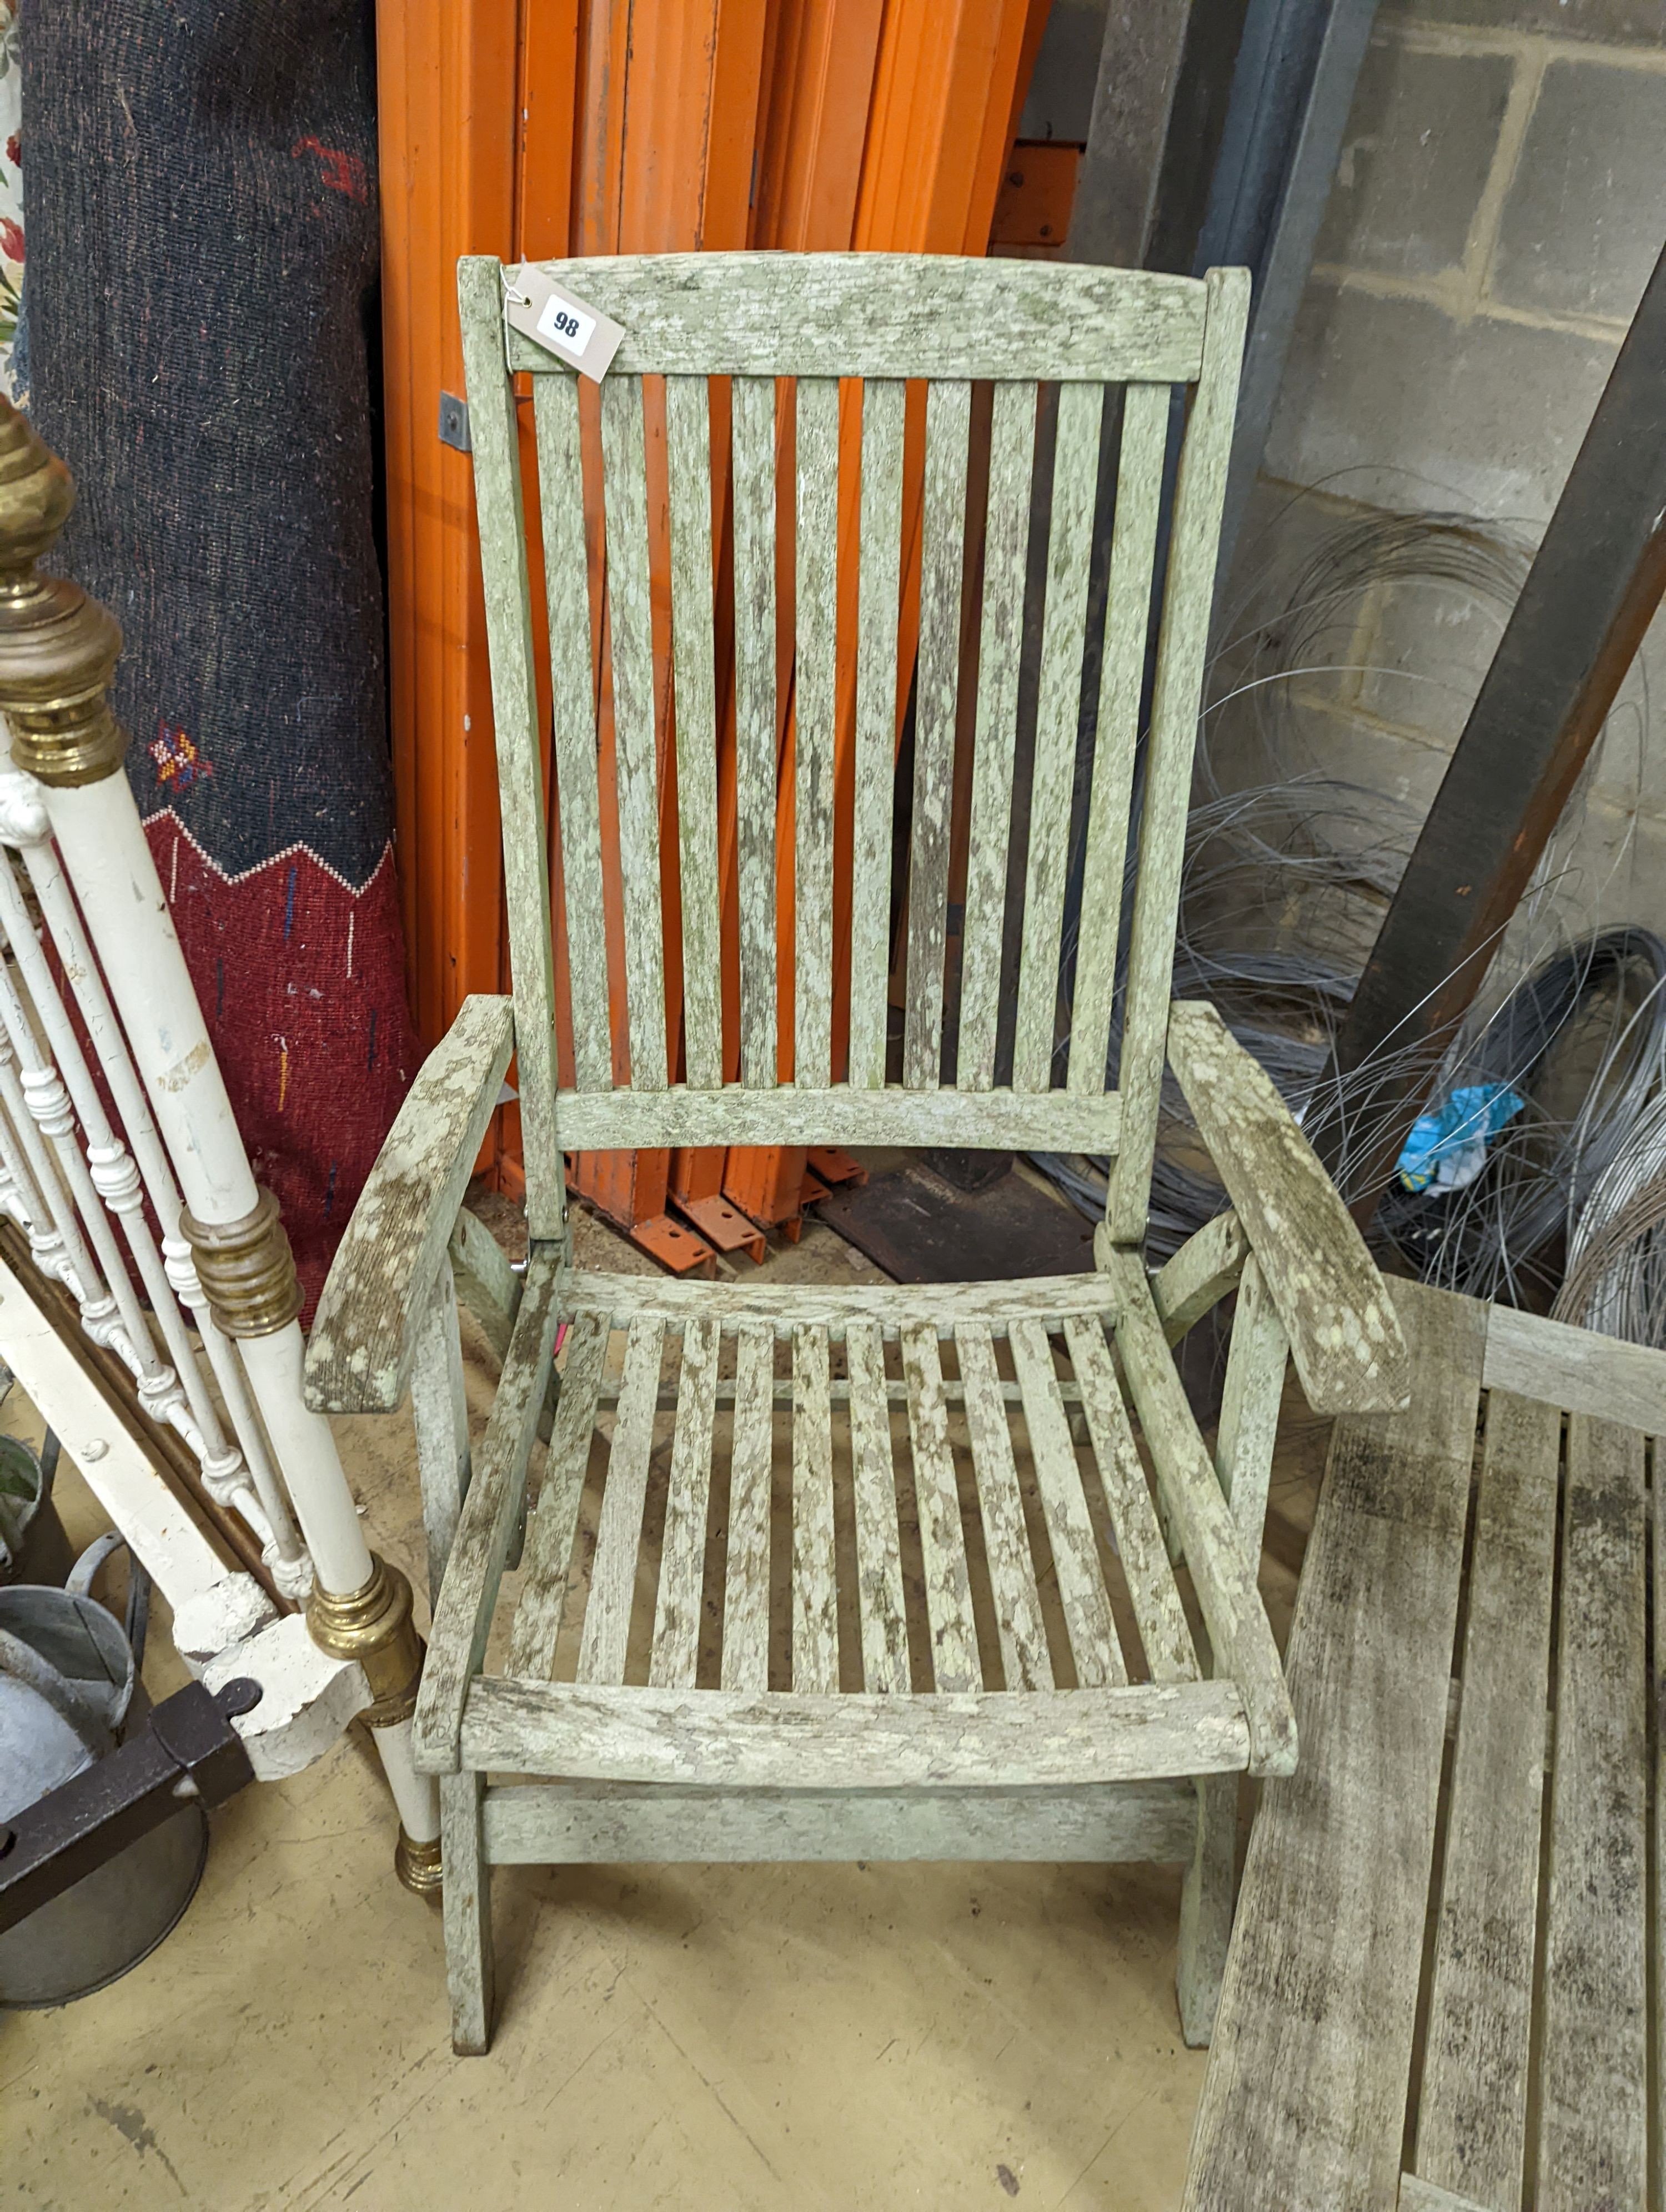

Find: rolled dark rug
<box><xmin>23</xmin><ymin>0</ymin><xmax>418</xmax><ymax>1314</ymax></box>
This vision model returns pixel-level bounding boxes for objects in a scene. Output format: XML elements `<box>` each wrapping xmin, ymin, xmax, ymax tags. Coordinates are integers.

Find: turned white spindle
<box><xmin>0</xmin><ymin>835</ymin><xmax>308</xmax><ymax>1590</ymax></box>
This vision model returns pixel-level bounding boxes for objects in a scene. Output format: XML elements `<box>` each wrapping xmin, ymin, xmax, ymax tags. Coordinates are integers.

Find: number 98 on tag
<box><xmin>536</xmin><ymin>295</ymin><xmax>598</xmax><ymax>361</ymax></box>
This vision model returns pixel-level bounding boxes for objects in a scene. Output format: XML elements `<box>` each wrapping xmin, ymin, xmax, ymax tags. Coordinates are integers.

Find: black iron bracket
<box><xmin>0</xmin><ymin>1676</ymin><xmax>260</xmax><ymax>1933</ymax></box>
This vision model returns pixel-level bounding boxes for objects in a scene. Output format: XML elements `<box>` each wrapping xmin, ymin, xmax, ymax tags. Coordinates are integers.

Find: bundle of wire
<box><xmin>1030</xmin><ymin>494</ymin><xmax>1662</xmax><ymax>1314</ymax></box>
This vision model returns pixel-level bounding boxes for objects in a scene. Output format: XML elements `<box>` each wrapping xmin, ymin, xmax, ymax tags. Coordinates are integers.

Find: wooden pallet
<box><xmin>1184</xmin><ymin>1277</ymin><xmax>1664</xmax><ymax>2212</ymax></box>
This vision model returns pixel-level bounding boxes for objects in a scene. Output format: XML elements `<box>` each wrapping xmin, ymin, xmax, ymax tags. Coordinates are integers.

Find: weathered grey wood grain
<box><xmin>1009</xmin><ymin>1318</ymin><xmax>1126</xmax><ymax>1688</ymax></box>
<box><xmin>790</xmin><ymin>1324</ymin><xmax>839</xmax><ymax>1695</ymax></box>
<box><xmin>720</xmin><ymin>1322</ymin><xmax>775</xmax><ymax>1693</ymax></box>
<box><xmin>731</xmin><ymin>373</ymin><xmax>779</xmax><ymax>1089</ymax></box>
<box><xmin>532</xmin><ymin>371</ymin><xmax>611</xmax><ymax>1093</ymax></box>
<box><xmin>795</xmin><ymin>376</ymin><xmax>840</xmax><ymax>1090</ymax></box>
<box><xmin>508</xmin><ymin>1309</ymin><xmax>609</xmax><ymax>1681</ymax></box>
<box><xmin>1414</xmin><ymin>1390</ymin><xmax>1559</xmax><ymax>2210</ymax></box>
<box><xmin>411</xmin><ymin>1261</ymin><xmax>473</xmax><ymax>1603</ymax></box>
<box><xmin>1108</xmin><ymin>268</ymin><xmax>1249</xmax><ymax>1240</ymax></box>
<box><xmin>647</xmin><ymin>1315</ymin><xmax>719</xmax><ymax>1691</ymax></box>
<box><xmin>957</xmin><ymin>380</ymin><xmax>1037</xmax><ymax>1091</ymax></box>
<box><xmin>551</xmin><ymin>1077</ymin><xmax>1121</xmax><ymax>1153</ymax></box>
<box><xmin>412</xmin><ymin>1248</ymin><xmax>564</xmax><ymax>1774</ymax></box>
<box><xmin>1482</xmin><ymin>1299</ymin><xmax>1666</xmax><ymax>1433</ymax></box>
<box><xmin>848</xmin><ymin>379</ymin><xmax>905</xmax><ymax>1090</ymax></box>
<box><xmin>1146</xmin><ymin>1210</ymin><xmax>1248</xmax><ymax>1343</ymax></box>
<box><xmin>846</xmin><ymin>1318</ymin><xmax>910</xmax><ymax>1693</ymax></box>
<box><xmin>956</xmin><ymin>1321</ymin><xmax>1054</xmax><ymax>1692</ymax></box>
<box><xmin>1212</xmin><ymin>1255</ymin><xmax>1287</xmax><ymax>1548</ymax></box>
<box><xmin>462</xmin><ymin>1677</ymin><xmax>1253</xmax><ymax>1787</ymax></box>
<box><xmin>1536</xmin><ymin>1412</ymin><xmax>1648</xmax><ymax>2212</ymax></box>
<box><xmin>505</xmin><ymin>254</ymin><xmax>1207</xmax><ymax>382</ymax></box>
<box><xmin>1657</xmin><ymin>1422</ymin><xmax>1664</xmax><ymax>2212</ymax></box>
<box><xmin>1178</xmin><ymin>1772</ymin><xmax>1237</xmax><ymax>2049</ymax></box>
<box><xmin>481</xmin><ymin>1778</ymin><xmax>1199</xmax><ymax>1866</ymax></box>
<box><xmin>565</xmin><ymin>1266</ymin><xmax>1116</xmax><ymax>1336</ymax></box>
<box><xmin>1067</xmin><ymin>382</ymin><xmax>1167</xmax><ymax>1096</ymax></box>
<box><xmin>305</xmin><ymin>994</ymin><xmax>514</xmax><ymax>1414</ymax></box>
<box><xmin>577</xmin><ymin>1314</ymin><xmax>665</xmax><ymax>1686</ymax></box>
<box><xmin>664</xmin><ymin>374</ymin><xmax>723</xmax><ymax>1090</ymax></box>
<box><xmin>1166</xmin><ymin>999</ymin><xmax>1409</xmax><ymax>1416</ymax></box>
<box><xmin>1181</xmin><ymin>1278</ymin><xmax>1484</xmax><ymax>2212</ymax></box>
<box><xmin>441</xmin><ymin>1771</ymin><xmax>493</xmax><ymax>2054</ymax></box>
<box><xmin>904</xmin><ymin>380</ymin><xmax>972</xmax><ymax>1089</ymax></box>
<box><xmin>1102</xmin><ymin>1246</ymin><xmax>1295</xmax><ymax>1776</ymax></box>
<box><xmin>899</xmin><ymin>1320</ymin><xmax>980</xmax><ymax>1692</ymax></box>
<box><xmin>449</xmin><ymin>1203</ymin><xmax>521</xmax><ymax>1371</ymax></box>
<box><xmin>1013</xmin><ymin>380</ymin><xmax>1102</xmax><ymax>1093</ymax></box>
<box><xmin>1062</xmin><ymin>1315</ymin><xmax>1197</xmax><ymax>1682</ymax></box>
<box><xmin>458</xmin><ymin>261</ymin><xmax>563</xmax><ymax>1231</ymax></box>
<box><xmin>599</xmin><ymin>373</ymin><xmax>668</xmax><ymax>1092</ymax></box>
<box><xmin>1395</xmin><ymin>2180</ymin><xmax>1492</xmax><ymax>2212</ymax></box>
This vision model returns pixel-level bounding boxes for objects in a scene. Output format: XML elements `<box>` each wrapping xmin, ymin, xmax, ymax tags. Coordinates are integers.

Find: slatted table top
<box><xmin>1183</xmin><ymin>1278</ymin><xmax>1664</xmax><ymax>2212</ymax></box>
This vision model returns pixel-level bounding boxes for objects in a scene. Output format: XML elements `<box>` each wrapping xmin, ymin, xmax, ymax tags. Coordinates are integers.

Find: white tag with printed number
<box><xmin>503</xmin><ymin>264</ymin><xmax>624</xmax><ymax>383</ymax></box>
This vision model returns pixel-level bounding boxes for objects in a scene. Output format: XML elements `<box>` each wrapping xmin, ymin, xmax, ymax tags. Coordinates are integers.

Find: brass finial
<box><xmin>180</xmin><ymin>1187</ymin><xmax>307</xmax><ymax>1339</ymax></box>
<box><xmin>0</xmin><ymin>396</ymin><xmax>128</xmax><ymax>786</ymax></box>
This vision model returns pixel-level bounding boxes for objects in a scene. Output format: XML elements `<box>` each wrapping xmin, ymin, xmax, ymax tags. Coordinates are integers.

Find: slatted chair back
<box><xmin>458</xmin><ymin>253</ymin><xmax>1248</xmax><ymax>1245</ymax></box>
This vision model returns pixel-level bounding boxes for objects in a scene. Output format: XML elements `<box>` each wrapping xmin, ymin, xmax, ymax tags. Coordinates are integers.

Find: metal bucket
<box><xmin>0</xmin><ymin>1432</ymin><xmax>73</xmax><ymax>1589</ymax></box>
<box><xmin>0</xmin><ymin>1539</ymin><xmax>208</xmax><ymax>2006</ymax></box>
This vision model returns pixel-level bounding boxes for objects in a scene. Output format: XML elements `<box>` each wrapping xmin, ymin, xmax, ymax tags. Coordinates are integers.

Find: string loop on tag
<box><xmin>500</xmin><ymin>262</ymin><xmax>531</xmax><ymax>364</ymax></box>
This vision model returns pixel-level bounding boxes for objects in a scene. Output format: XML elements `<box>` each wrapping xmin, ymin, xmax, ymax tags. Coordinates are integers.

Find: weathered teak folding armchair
<box><xmin>305</xmin><ymin>252</ymin><xmax>1409</xmax><ymax>2055</ymax></box>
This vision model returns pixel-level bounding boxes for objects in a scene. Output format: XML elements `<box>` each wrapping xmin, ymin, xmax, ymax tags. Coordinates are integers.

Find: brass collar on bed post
<box><xmin>179</xmin><ymin>1188</ymin><xmax>307</xmax><ymax>1340</ymax></box>
<box><xmin>0</xmin><ymin>398</ymin><xmax>129</xmax><ymax>786</ymax></box>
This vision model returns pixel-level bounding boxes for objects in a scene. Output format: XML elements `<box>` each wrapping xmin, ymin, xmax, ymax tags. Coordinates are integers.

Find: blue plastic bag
<box><xmin>1396</xmin><ymin>1082</ymin><xmax>1524</xmax><ymax>1194</ymax></box>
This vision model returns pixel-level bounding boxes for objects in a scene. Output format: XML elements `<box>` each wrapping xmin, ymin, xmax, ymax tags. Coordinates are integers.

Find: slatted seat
<box><xmin>304</xmin><ymin>250</ymin><xmax>1411</xmax><ymax>2057</ymax></box>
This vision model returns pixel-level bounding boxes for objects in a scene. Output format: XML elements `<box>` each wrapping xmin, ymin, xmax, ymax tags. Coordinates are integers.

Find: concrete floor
<box><xmin>2</xmin><ymin>1196</ymin><xmax>1323</xmax><ymax>2211</ymax></box>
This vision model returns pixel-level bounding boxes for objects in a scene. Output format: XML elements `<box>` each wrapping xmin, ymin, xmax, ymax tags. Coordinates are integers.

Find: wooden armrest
<box><xmin>304</xmin><ymin>994</ymin><xmax>515</xmax><ymax>1414</ymax></box>
<box><xmin>1166</xmin><ymin>1000</ymin><xmax>1409</xmax><ymax>1416</ymax></box>
<box><xmin>413</xmin><ymin>1246</ymin><xmax>563</xmax><ymax>1773</ymax></box>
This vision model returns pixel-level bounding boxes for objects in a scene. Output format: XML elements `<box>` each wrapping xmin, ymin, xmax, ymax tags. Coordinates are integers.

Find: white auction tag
<box><xmin>503</xmin><ymin>264</ymin><xmax>624</xmax><ymax>383</ymax></box>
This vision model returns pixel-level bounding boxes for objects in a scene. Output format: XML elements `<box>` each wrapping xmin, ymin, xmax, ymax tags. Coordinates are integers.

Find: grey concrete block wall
<box><xmin>1243</xmin><ymin>0</ymin><xmax>1666</xmax><ymax>937</ymax></box>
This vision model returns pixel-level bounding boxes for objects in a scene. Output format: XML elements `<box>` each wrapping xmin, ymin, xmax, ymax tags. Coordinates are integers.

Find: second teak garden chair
<box><xmin>305</xmin><ymin>252</ymin><xmax>1410</xmax><ymax>2054</ymax></box>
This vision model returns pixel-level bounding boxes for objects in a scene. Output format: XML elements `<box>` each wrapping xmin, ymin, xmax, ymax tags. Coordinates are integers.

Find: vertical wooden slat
<box><xmin>532</xmin><ymin>372</ymin><xmax>613</xmax><ymax>1094</ymax></box>
<box><xmin>1012</xmin><ymin>379</ymin><xmax>1104</xmax><ymax>1093</ymax></box>
<box><xmin>410</xmin><ymin>1263</ymin><xmax>471</xmax><ymax>1606</ymax></box>
<box><xmin>898</xmin><ymin>1320</ymin><xmax>980</xmax><ymax>1692</ymax></box>
<box><xmin>1109</xmin><ymin>269</ymin><xmax>1250</xmax><ymax>1239</ymax></box>
<box><xmin>1008</xmin><ymin>1318</ymin><xmax>1126</xmax><ymax>1687</ymax></box>
<box><xmin>731</xmin><ymin>373</ymin><xmax>779</xmax><ymax>1088</ymax></box>
<box><xmin>577</xmin><ymin>1315</ymin><xmax>665</xmax><ymax>1685</ymax></box>
<box><xmin>903</xmin><ymin>378</ymin><xmax>972</xmax><ymax>1089</ymax></box>
<box><xmin>1062</xmin><ymin>1315</ymin><xmax>1198</xmax><ymax>1683</ymax></box>
<box><xmin>848</xmin><ymin>379</ymin><xmax>906</xmax><ymax>1090</ymax></box>
<box><xmin>506</xmin><ymin>1308</ymin><xmax>610</xmax><ymax>1681</ymax></box>
<box><xmin>1067</xmin><ymin>380</ymin><xmax>1167</xmax><ymax>1097</ymax></box>
<box><xmin>845</xmin><ymin>1318</ymin><xmax>910</xmax><ymax>1692</ymax></box>
<box><xmin>456</xmin><ymin>260</ymin><xmax>563</xmax><ymax>1232</ymax></box>
<box><xmin>1211</xmin><ymin>1256</ymin><xmax>1289</xmax><ymax>1551</ymax></box>
<box><xmin>665</xmin><ymin>375</ymin><xmax>723</xmax><ymax>1090</ymax></box>
<box><xmin>957</xmin><ymin>380</ymin><xmax>1037</xmax><ymax>1092</ymax></box>
<box><xmin>721</xmin><ymin>1321</ymin><xmax>776</xmax><ymax>1692</ymax></box>
<box><xmin>956</xmin><ymin>1321</ymin><xmax>1052</xmax><ymax>1691</ymax></box>
<box><xmin>1536</xmin><ymin>1412</ymin><xmax>1648</xmax><ymax>2211</ymax></box>
<box><xmin>795</xmin><ymin>376</ymin><xmax>840</xmax><ymax>1089</ymax></box>
<box><xmin>599</xmin><ymin>374</ymin><xmax>669</xmax><ymax>1092</ymax></box>
<box><xmin>791</xmin><ymin>1322</ymin><xmax>839</xmax><ymax>1695</ymax></box>
<box><xmin>1414</xmin><ymin>1390</ymin><xmax>1559</xmax><ymax>2209</ymax></box>
<box><xmin>648</xmin><ymin>1315</ymin><xmax>720</xmax><ymax>1690</ymax></box>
